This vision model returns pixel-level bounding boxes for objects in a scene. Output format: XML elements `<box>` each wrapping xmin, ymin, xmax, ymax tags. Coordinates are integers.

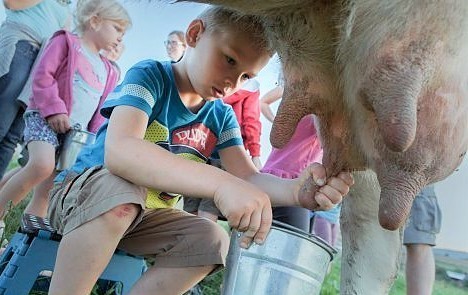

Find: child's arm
<box><xmin>260</xmin><ymin>86</ymin><xmax>284</xmax><ymax>123</ymax></box>
<box><xmin>105</xmin><ymin>105</ymin><xmax>273</xmax><ymax>248</ymax></box>
<box><xmin>3</xmin><ymin>0</ymin><xmax>40</xmax><ymax>10</ymax></box>
<box><xmin>219</xmin><ymin>145</ymin><xmax>353</xmax><ymax>210</ymax></box>
<box><xmin>240</xmin><ymin>89</ymin><xmax>262</xmax><ymax>167</ymax></box>
<box><xmin>32</xmin><ymin>33</ymin><xmax>71</xmax><ymax>133</ymax></box>
<box><xmin>32</xmin><ymin>33</ymin><xmax>69</xmax><ymax>120</ymax></box>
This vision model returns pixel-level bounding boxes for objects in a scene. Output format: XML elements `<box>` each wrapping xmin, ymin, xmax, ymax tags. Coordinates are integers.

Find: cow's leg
<box><xmin>340</xmin><ymin>171</ymin><xmax>402</xmax><ymax>294</ymax></box>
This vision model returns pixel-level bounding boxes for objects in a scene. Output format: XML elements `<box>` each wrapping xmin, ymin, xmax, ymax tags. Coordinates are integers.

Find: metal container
<box><xmin>56</xmin><ymin>126</ymin><xmax>95</xmax><ymax>171</ymax></box>
<box><xmin>221</xmin><ymin>221</ymin><xmax>337</xmax><ymax>295</ymax></box>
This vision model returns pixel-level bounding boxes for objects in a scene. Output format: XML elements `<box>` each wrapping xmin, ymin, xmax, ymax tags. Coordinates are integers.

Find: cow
<box><xmin>169</xmin><ymin>1</ymin><xmax>468</xmax><ymax>293</ymax></box>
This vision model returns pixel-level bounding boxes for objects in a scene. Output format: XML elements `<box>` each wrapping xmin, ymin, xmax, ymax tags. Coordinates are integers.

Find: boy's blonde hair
<box><xmin>75</xmin><ymin>0</ymin><xmax>132</xmax><ymax>34</ymax></box>
<box><xmin>197</xmin><ymin>6</ymin><xmax>274</xmax><ymax>56</ymax></box>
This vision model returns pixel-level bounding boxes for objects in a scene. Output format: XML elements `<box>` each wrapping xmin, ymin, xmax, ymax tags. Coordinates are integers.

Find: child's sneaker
<box><xmin>20</xmin><ymin>213</ymin><xmax>55</xmax><ymax>233</ymax></box>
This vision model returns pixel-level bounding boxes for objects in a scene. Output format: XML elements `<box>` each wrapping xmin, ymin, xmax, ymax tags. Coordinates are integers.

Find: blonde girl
<box><xmin>0</xmin><ymin>0</ymin><xmax>131</xmax><ymax>231</ymax></box>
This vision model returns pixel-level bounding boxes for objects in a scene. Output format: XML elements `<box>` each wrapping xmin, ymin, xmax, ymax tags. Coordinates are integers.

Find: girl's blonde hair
<box><xmin>75</xmin><ymin>0</ymin><xmax>132</xmax><ymax>34</ymax></box>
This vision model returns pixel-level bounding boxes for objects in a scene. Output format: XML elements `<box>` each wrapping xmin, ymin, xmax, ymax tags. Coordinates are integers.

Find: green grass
<box><xmin>194</xmin><ymin>221</ymin><xmax>468</xmax><ymax>295</ymax></box>
<box><xmin>195</xmin><ymin>223</ymin><xmax>468</xmax><ymax>295</ymax></box>
<box><xmin>195</xmin><ymin>254</ymin><xmax>468</xmax><ymax>295</ymax></box>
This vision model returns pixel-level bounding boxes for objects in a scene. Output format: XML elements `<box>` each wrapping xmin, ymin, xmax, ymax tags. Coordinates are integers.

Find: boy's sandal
<box><xmin>20</xmin><ymin>213</ymin><xmax>55</xmax><ymax>234</ymax></box>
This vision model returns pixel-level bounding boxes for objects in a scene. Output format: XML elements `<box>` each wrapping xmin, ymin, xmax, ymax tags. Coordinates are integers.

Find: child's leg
<box><xmin>49</xmin><ymin>204</ymin><xmax>139</xmax><ymax>295</ymax></box>
<box><xmin>330</xmin><ymin>223</ymin><xmax>338</xmax><ymax>247</ymax></box>
<box><xmin>312</xmin><ymin>216</ymin><xmax>333</xmax><ymax>245</ymax></box>
<box><xmin>130</xmin><ymin>265</ymin><xmax>215</xmax><ymax>295</ymax></box>
<box><xmin>0</xmin><ymin>166</ymin><xmax>21</xmax><ymax>191</ymax></box>
<box><xmin>118</xmin><ymin>208</ymin><xmax>230</xmax><ymax>295</ymax></box>
<box><xmin>0</xmin><ymin>141</ymin><xmax>55</xmax><ymax>216</ymax></box>
<box><xmin>23</xmin><ymin>171</ymin><xmax>55</xmax><ymax>217</ymax></box>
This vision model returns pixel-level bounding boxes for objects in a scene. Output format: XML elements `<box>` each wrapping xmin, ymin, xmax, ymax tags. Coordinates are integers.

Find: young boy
<box><xmin>47</xmin><ymin>6</ymin><xmax>353</xmax><ymax>295</ymax></box>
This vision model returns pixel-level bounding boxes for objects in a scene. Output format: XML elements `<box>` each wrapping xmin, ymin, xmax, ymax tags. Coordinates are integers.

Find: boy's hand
<box><xmin>213</xmin><ymin>179</ymin><xmax>272</xmax><ymax>249</ymax></box>
<box><xmin>47</xmin><ymin>113</ymin><xmax>71</xmax><ymax>134</ymax></box>
<box><xmin>296</xmin><ymin>163</ymin><xmax>354</xmax><ymax>211</ymax></box>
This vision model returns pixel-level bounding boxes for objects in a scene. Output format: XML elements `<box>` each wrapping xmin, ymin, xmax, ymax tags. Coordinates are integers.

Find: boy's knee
<box><xmin>108</xmin><ymin>204</ymin><xmax>140</xmax><ymax>220</ymax></box>
<box><xmin>198</xmin><ymin>221</ymin><xmax>230</xmax><ymax>256</ymax></box>
<box><xmin>100</xmin><ymin>204</ymin><xmax>140</xmax><ymax>234</ymax></box>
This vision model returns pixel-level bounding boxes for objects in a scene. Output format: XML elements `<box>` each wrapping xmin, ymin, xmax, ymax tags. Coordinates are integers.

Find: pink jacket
<box><xmin>223</xmin><ymin>79</ymin><xmax>261</xmax><ymax>157</ymax></box>
<box><xmin>29</xmin><ymin>30</ymin><xmax>119</xmax><ymax>133</ymax></box>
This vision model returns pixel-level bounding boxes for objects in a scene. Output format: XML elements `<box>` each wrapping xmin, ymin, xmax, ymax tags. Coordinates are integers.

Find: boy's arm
<box><xmin>105</xmin><ymin>105</ymin><xmax>273</xmax><ymax>248</ymax></box>
<box><xmin>219</xmin><ymin>145</ymin><xmax>353</xmax><ymax>210</ymax></box>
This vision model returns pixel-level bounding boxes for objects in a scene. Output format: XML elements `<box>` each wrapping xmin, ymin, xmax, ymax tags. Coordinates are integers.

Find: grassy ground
<box><xmin>196</xmin><ymin>252</ymin><xmax>468</xmax><ymax>295</ymax></box>
<box><xmin>196</xmin><ymin>220</ymin><xmax>468</xmax><ymax>294</ymax></box>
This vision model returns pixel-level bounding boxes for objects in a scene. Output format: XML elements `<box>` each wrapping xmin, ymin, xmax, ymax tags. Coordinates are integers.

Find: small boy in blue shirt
<box><xmin>47</xmin><ymin>6</ymin><xmax>354</xmax><ymax>294</ymax></box>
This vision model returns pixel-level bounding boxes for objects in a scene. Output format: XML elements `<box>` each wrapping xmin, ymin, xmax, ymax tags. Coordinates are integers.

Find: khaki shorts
<box><xmin>48</xmin><ymin>166</ymin><xmax>230</xmax><ymax>268</ymax></box>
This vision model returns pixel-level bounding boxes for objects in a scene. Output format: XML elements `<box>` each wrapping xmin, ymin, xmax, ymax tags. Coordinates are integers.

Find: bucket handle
<box><xmin>72</xmin><ymin>123</ymin><xmax>83</xmax><ymax>131</ymax></box>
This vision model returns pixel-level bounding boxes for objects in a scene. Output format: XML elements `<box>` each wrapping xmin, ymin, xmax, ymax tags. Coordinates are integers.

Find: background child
<box><xmin>165</xmin><ymin>29</ymin><xmax>186</xmax><ymax>62</ymax></box>
<box><xmin>0</xmin><ymin>0</ymin><xmax>131</xmax><ymax>231</ymax></box>
<box><xmin>46</xmin><ymin>6</ymin><xmax>352</xmax><ymax>294</ymax></box>
<box><xmin>0</xmin><ymin>0</ymin><xmax>71</xmax><ymax>181</ymax></box>
<box><xmin>310</xmin><ymin>204</ymin><xmax>341</xmax><ymax>246</ymax></box>
<box><xmin>0</xmin><ymin>0</ymin><xmax>71</xmax><ymax>235</ymax></box>
<box><xmin>403</xmin><ymin>185</ymin><xmax>442</xmax><ymax>295</ymax></box>
<box><xmin>223</xmin><ymin>78</ymin><xmax>263</xmax><ymax>169</ymax></box>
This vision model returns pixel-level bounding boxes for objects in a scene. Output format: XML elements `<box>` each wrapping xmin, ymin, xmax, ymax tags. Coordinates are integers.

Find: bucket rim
<box><xmin>270</xmin><ymin>220</ymin><xmax>337</xmax><ymax>258</ymax></box>
<box><xmin>68</xmin><ymin>129</ymin><xmax>96</xmax><ymax>136</ymax></box>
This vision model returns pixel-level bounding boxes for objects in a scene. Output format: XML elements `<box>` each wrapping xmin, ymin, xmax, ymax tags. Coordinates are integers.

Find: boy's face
<box><xmin>184</xmin><ymin>20</ymin><xmax>270</xmax><ymax>100</ymax></box>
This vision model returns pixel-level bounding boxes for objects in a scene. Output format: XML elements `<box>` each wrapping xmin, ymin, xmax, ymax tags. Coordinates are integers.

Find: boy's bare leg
<box><xmin>48</xmin><ymin>204</ymin><xmax>139</xmax><ymax>295</ymax></box>
<box><xmin>130</xmin><ymin>264</ymin><xmax>215</xmax><ymax>295</ymax></box>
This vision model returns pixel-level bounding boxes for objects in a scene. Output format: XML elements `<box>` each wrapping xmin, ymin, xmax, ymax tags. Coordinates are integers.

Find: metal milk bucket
<box><xmin>56</xmin><ymin>125</ymin><xmax>95</xmax><ymax>171</ymax></box>
<box><xmin>221</xmin><ymin>220</ymin><xmax>337</xmax><ymax>295</ymax></box>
